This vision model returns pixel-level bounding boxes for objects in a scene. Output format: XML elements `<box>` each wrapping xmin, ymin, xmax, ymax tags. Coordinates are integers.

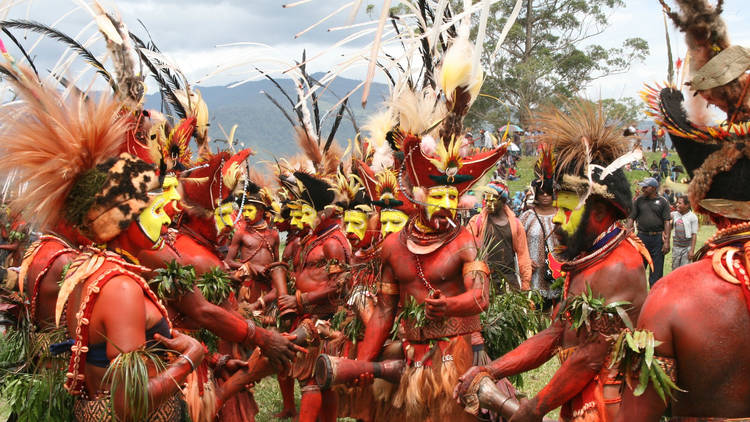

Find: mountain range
<box><xmin>144</xmin><ymin>73</ymin><xmax>390</xmax><ymax>162</ymax></box>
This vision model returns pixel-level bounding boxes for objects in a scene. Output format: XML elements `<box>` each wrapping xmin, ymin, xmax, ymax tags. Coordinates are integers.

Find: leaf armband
<box><xmin>150</xmin><ymin>260</ymin><xmax>197</xmax><ymax>301</ymax></box>
<box><xmin>197</xmin><ymin>267</ymin><xmax>233</xmax><ymax>305</ymax></box>
<box><xmin>608</xmin><ymin>329</ymin><xmax>684</xmax><ymax>403</ymax></box>
<box><xmin>559</xmin><ymin>284</ymin><xmax>632</xmax><ymax>336</ymax></box>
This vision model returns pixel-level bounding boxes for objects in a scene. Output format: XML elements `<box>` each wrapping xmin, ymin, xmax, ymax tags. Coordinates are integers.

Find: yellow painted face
<box><xmin>343</xmin><ymin>210</ymin><xmax>368</xmax><ymax>241</ymax></box>
<box><xmin>425</xmin><ymin>186</ymin><xmax>458</xmax><ymax>220</ymax></box>
<box><xmin>552</xmin><ymin>191</ymin><xmax>585</xmax><ymax>236</ymax></box>
<box><xmin>290</xmin><ymin>202</ymin><xmax>316</xmax><ymax>230</ymax></box>
<box><xmin>138</xmin><ymin>176</ymin><xmax>181</xmax><ymax>243</ymax></box>
<box><xmin>242</xmin><ymin>204</ymin><xmax>258</xmax><ymax>221</ymax></box>
<box><xmin>214</xmin><ymin>202</ymin><xmax>236</xmax><ymax>233</ymax></box>
<box><xmin>380</xmin><ymin>209</ymin><xmax>408</xmax><ymax>236</ymax></box>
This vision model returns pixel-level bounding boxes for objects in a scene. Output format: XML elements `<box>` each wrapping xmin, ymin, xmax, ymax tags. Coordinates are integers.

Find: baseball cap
<box><xmin>638</xmin><ymin>177</ymin><xmax>659</xmax><ymax>188</ymax></box>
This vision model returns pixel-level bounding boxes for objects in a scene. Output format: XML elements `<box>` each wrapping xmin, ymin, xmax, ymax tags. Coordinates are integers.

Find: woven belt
<box><xmin>639</xmin><ymin>230</ymin><xmax>663</xmax><ymax>236</ymax></box>
<box><xmin>403</xmin><ymin>315</ymin><xmax>481</xmax><ymax>341</ymax></box>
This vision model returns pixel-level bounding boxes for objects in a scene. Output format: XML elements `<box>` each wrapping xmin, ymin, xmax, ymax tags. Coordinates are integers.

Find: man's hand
<box><xmin>425</xmin><ymin>290</ymin><xmax>447</xmax><ymax>320</ymax></box>
<box><xmin>223</xmin><ymin>359</ymin><xmax>249</xmax><ymax>375</ymax></box>
<box><xmin>277</xmin><ymin>294</ymin><xmax>299</xmax><ymax>312</ymax></box>
<box><xmin>531</xmin><ymin>260</ymin><xmax>541</xmax><ymax>270</ymax></box>
<box><xmin>454</xmin><ymin>365</ymin><xmax>487</xmax><ymax>402</ymax></box>
<box><xmin>661</xmin><ymin>242</ymin><xmax>670</xmax><ymax>254</ymax></box>
<box><xmin>154</xmin><ymin>331</ymin><xmax>205</xmax><ymax>367</ymax></box>
<box><xmin>688</xmin><ymin>251</ymin><xmax>694</xmax><ymax>261</ymax></box>
<box><xmin>253</xmin><ymin>328</ymin><xmax>305</xmax><ymax>371</ymax></box>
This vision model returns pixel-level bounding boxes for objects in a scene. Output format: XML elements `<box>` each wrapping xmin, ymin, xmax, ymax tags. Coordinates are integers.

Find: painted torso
<box><xmin>632</xmin><ymin>255</ymin><xmax>750</xmax><ymax>418</ymax></box>
<box><xmin>560</xmin><ymin>238</ymin><xmax>648</xmax><ymax>348</ymax></box>
<box><xmin>293</xmin><ymin>225</ymin><xmax>350</xmax><ymax>298</ymax></box>
<box><xmin>384</xmin><ymin>228</ymin><xmax>476</xmax><ymax>305</ymax></box>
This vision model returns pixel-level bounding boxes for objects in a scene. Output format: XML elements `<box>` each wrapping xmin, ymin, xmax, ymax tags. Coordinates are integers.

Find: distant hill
<box><xmin>144</xmin><ymin>73</ymin><xmax>390</xmax><ymax>161</ymax></box>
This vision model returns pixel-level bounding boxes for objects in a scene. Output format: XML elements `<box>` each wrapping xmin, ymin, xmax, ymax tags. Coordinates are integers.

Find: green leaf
<box><xmin>644</xmin><ymin>332</ymin><xmax>654</xmax><ymax>369</ymax></box>
<box><xmin>633</xmin><ymin>361</ymin><xmax>650</xmax><ymax>396</ymax></box>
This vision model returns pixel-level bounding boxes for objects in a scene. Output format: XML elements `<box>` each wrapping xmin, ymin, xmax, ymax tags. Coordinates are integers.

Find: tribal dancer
<box><xmin>0</xmin><ymin>61</ymin><xmax>204</xmax><ymax>421</ymax></box>
<box><xmin>614</xmin><ymin>1</ymin><xmax>750</xmax><ymax>420</ymax></box>
<box><xmin>276</xmin><ymin>168</ymin><xmax>351</xmax><ymax>422</ymax></box>
<box><xmin>225</xmin><ymin>171</ymin><xmax>282</xmax><ymax>311</ymax></box>
<box><xmin>457</xmin><ymin>101</ymin><xmax>650</xmax><ymax>422</ymax></box>
<box><xmin>353</xmin><ymin>29</ymin><xmax>507</xmax><ymax>421</ymax></box>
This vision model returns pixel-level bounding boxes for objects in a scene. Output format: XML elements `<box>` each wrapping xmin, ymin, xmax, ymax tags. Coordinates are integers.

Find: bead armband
<box><xmin>463</xmin><ymin>260</ymin><xmax>490</xmax><ymax>277</ymax></box>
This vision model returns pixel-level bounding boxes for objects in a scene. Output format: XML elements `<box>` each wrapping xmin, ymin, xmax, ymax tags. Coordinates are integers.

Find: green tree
<box><xmin>467</xmin><ymin>0</ymin><xmax>649</xmax><ymax>129</ymax></box>
<box><xmin>599</xmin><ymin>97</ymin><xmax>645</xmax><ymax>125</ymax></box>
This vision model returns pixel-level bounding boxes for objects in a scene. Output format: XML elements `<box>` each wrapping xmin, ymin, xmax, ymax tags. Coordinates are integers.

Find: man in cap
<box><xmin>628</xmin><ymin>177</ymin><xmax>671</xmax><ymax>285</ymax></box>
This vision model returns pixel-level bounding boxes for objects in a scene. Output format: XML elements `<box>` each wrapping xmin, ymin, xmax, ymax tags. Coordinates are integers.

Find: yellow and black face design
<box><xmin>380</xmin><ymin>209</ymin><xmax>408</xmax><ymax>237</ymax></box>
<box><xmin>425</xmin><ymin>185</ymin><xmax>458</xmax><ymax>220</ymax></box>
<box><xmin>290</xmin><ymin>202</ymin><xmax>316</xmax><ymax>230</ymax></box>
<box><xmin>138</xmin><ymin>175</ymin><xmax>181</xmax><ymax>243</ymax></box>
<box><xmin>343</xmin><ymin>210</ymin><xmax>368</xmax><ymax>241</ymax></box>
<box><xmin>242</xmin><ymin>204</ymin><xmax>258</xmax><ymax>221</ymax></box>
<box><xmin>552</xmin><ymin>191</ymin><xmax>585</xmax><ymax>236</ymax></box>
<box><xmin>214</xmin><ymin>202</ymin><xmax>236</xmax><ymax>233</ymax></box>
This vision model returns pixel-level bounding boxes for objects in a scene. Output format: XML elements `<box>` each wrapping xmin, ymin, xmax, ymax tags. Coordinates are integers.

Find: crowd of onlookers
<box><xmin>458</xmin><ymin>140</ymin><xmax>698</xmax><ymax>300</ymax></box>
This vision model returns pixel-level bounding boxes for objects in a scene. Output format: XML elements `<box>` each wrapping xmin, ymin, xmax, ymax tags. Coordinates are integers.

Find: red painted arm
<box><xmin>487</xmin><ymin>319</ymin><xmax>565</xmax><ymax>379</ymax></box>
<box><xmin>356</xmin><ymin>264</ymin><xmax>398</xmax><ymax>362</ymax></box>
<box><xmin>173</xmin><ymin>287</ymin><xmax>250</xmax><ymax>343</ymax></box>
<box><xmin>445</xmin><ymin>265</ymin><xmax>490</xmax><ymax>317</ymax></box>
<box><xmin>224</xmin><ymin>232</ymin><xmax>243</xmax><ymax>270</ymax></box>
<box><xmin>526</xmin><ymin>336</ymin><xmax>610</xmax><ymax>417</ymax></box>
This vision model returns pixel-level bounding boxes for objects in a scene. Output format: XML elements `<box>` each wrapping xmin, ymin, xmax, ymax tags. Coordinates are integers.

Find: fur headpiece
<box><xmin>0</xmin><ymin>63</ymin><xmax>158</xmax><ymax>241</ymax></box>
<box><xmin>294</xmin><ymin>171</ymin><xmax>335</xmax><ymax>212</ymax></box>
<box><xmin>650</xmin><ymin>0</ymin><xmax>750</xmax><ymax>219</ymax></box>
<box><xmin>536</xmin><ymin>100</ymin><xmax>633</xmax><ymax>218</ymax></box>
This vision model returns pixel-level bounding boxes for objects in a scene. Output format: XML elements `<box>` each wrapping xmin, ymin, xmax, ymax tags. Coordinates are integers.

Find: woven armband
<box><xmin>379</xmin><ymin>282</ymin><xmax>400</xmax><ymax>295</ymax></box>
<box><xmin>463</xmin><ymin>260</ymin><xmax>490</xmax><ymax>277</ymax></box>
<box><xmin>654</xmin><ymin>355</ymin><xmax>677</xmax><ymax>383</ymax></box>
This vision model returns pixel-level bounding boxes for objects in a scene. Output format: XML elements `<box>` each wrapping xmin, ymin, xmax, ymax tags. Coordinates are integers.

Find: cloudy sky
<box><xmin>1</xmin><ymin>0</ymin><xmax>748</xmax><ymax>104</ymax></box>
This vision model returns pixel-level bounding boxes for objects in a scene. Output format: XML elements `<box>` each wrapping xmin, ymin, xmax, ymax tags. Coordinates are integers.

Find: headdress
<box><xmin>355</xmin><ymin>160</ymin><xmax>416</xmax><ymax>216</ymax></box>
<box><xmin>0</xmin><ymin>63</ymin><xmax>157</xmax><ymax>242</ymax></box>
<box><xmin>332</xmin><ymin>171</ymin><xmax>371</xmax><ymax>213</ymax></box>
<box><xmin>180</xmin><ymin>149</ymin><xmax>254</xmax><ymax>212</ymax></box>
<box><xmin>532</xmin><ymin>143</ymin><xmax>556</xmax><ymax>195</ymax></box>
<box><xmin>536</xmin><ymin>100</ymin><xmax>634</xmax><ymax>218</ymax></box>
<box><xmin>238</xmin><ymin>168</ymin><xmax>275</xmax><ymax>211</ymax></box>
<box><xmin>645</xmin><ymin>0</ymin><xmax>750</xmax><ymax>220</ymax></box>
<box><xmin>373</xmin><ymin>6</ymin><xmax>507</xmax><ymax>200</ymax></box>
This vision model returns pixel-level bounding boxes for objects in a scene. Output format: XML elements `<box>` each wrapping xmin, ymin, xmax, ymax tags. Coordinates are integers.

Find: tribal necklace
<box><xmin>414</xmin><ymin>254</ymin><xmax>435</xmax><ymax>294</ymax></box>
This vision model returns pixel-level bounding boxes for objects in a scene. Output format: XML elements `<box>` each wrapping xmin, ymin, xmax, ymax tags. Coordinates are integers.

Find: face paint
<box><xmin>290</xmin><ymin>202</ymin><xmax>316</xmax><ymax>230</ymax></box>
<box><xmin>484</xmin><ymin>192</ymin><xmax>500</xmax><ymax>214</ymax></box>
<box><xmin>214</xmin><ymin>202</ymin><xmax>236</xmax><ymax>233</ymax></box>
<box><xmin>137</xmin><ymin>176</ymin><xmax>181</xmax><ymax>243</ymax></box>
<box><xmin>380</xmin><ymin>209</ymin><xmax>408</xmax><ymax>236</ymax></box>
<box><xmin>242</xmin><ymin>204</ymin><xmax>258</xmax><ymax>221</ymax></box>
<box><xmin>425</xmin><ymin>186</ymin><xmax>458</xmax><ymax>220</ymax></box>
<box><xmin>552</xmin><ymin>191</ymin><xmax>585</xmax><ymax>236</ymax></box>
<box><xmin>343</xmin><ymin>210</ymin><xmax>368</xmax><ymax>242</ymax></box>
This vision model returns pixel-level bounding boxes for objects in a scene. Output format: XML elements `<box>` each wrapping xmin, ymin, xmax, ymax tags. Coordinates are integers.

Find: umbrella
<box><xmin>508</xmin><ymin>142</ymin><xmax>520</xmax><ymax>152</ymax></box>
<box><xmin>499</xmin><ymin>124</ymin><xmax>523</xmax><ymax>132</ymax></box>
